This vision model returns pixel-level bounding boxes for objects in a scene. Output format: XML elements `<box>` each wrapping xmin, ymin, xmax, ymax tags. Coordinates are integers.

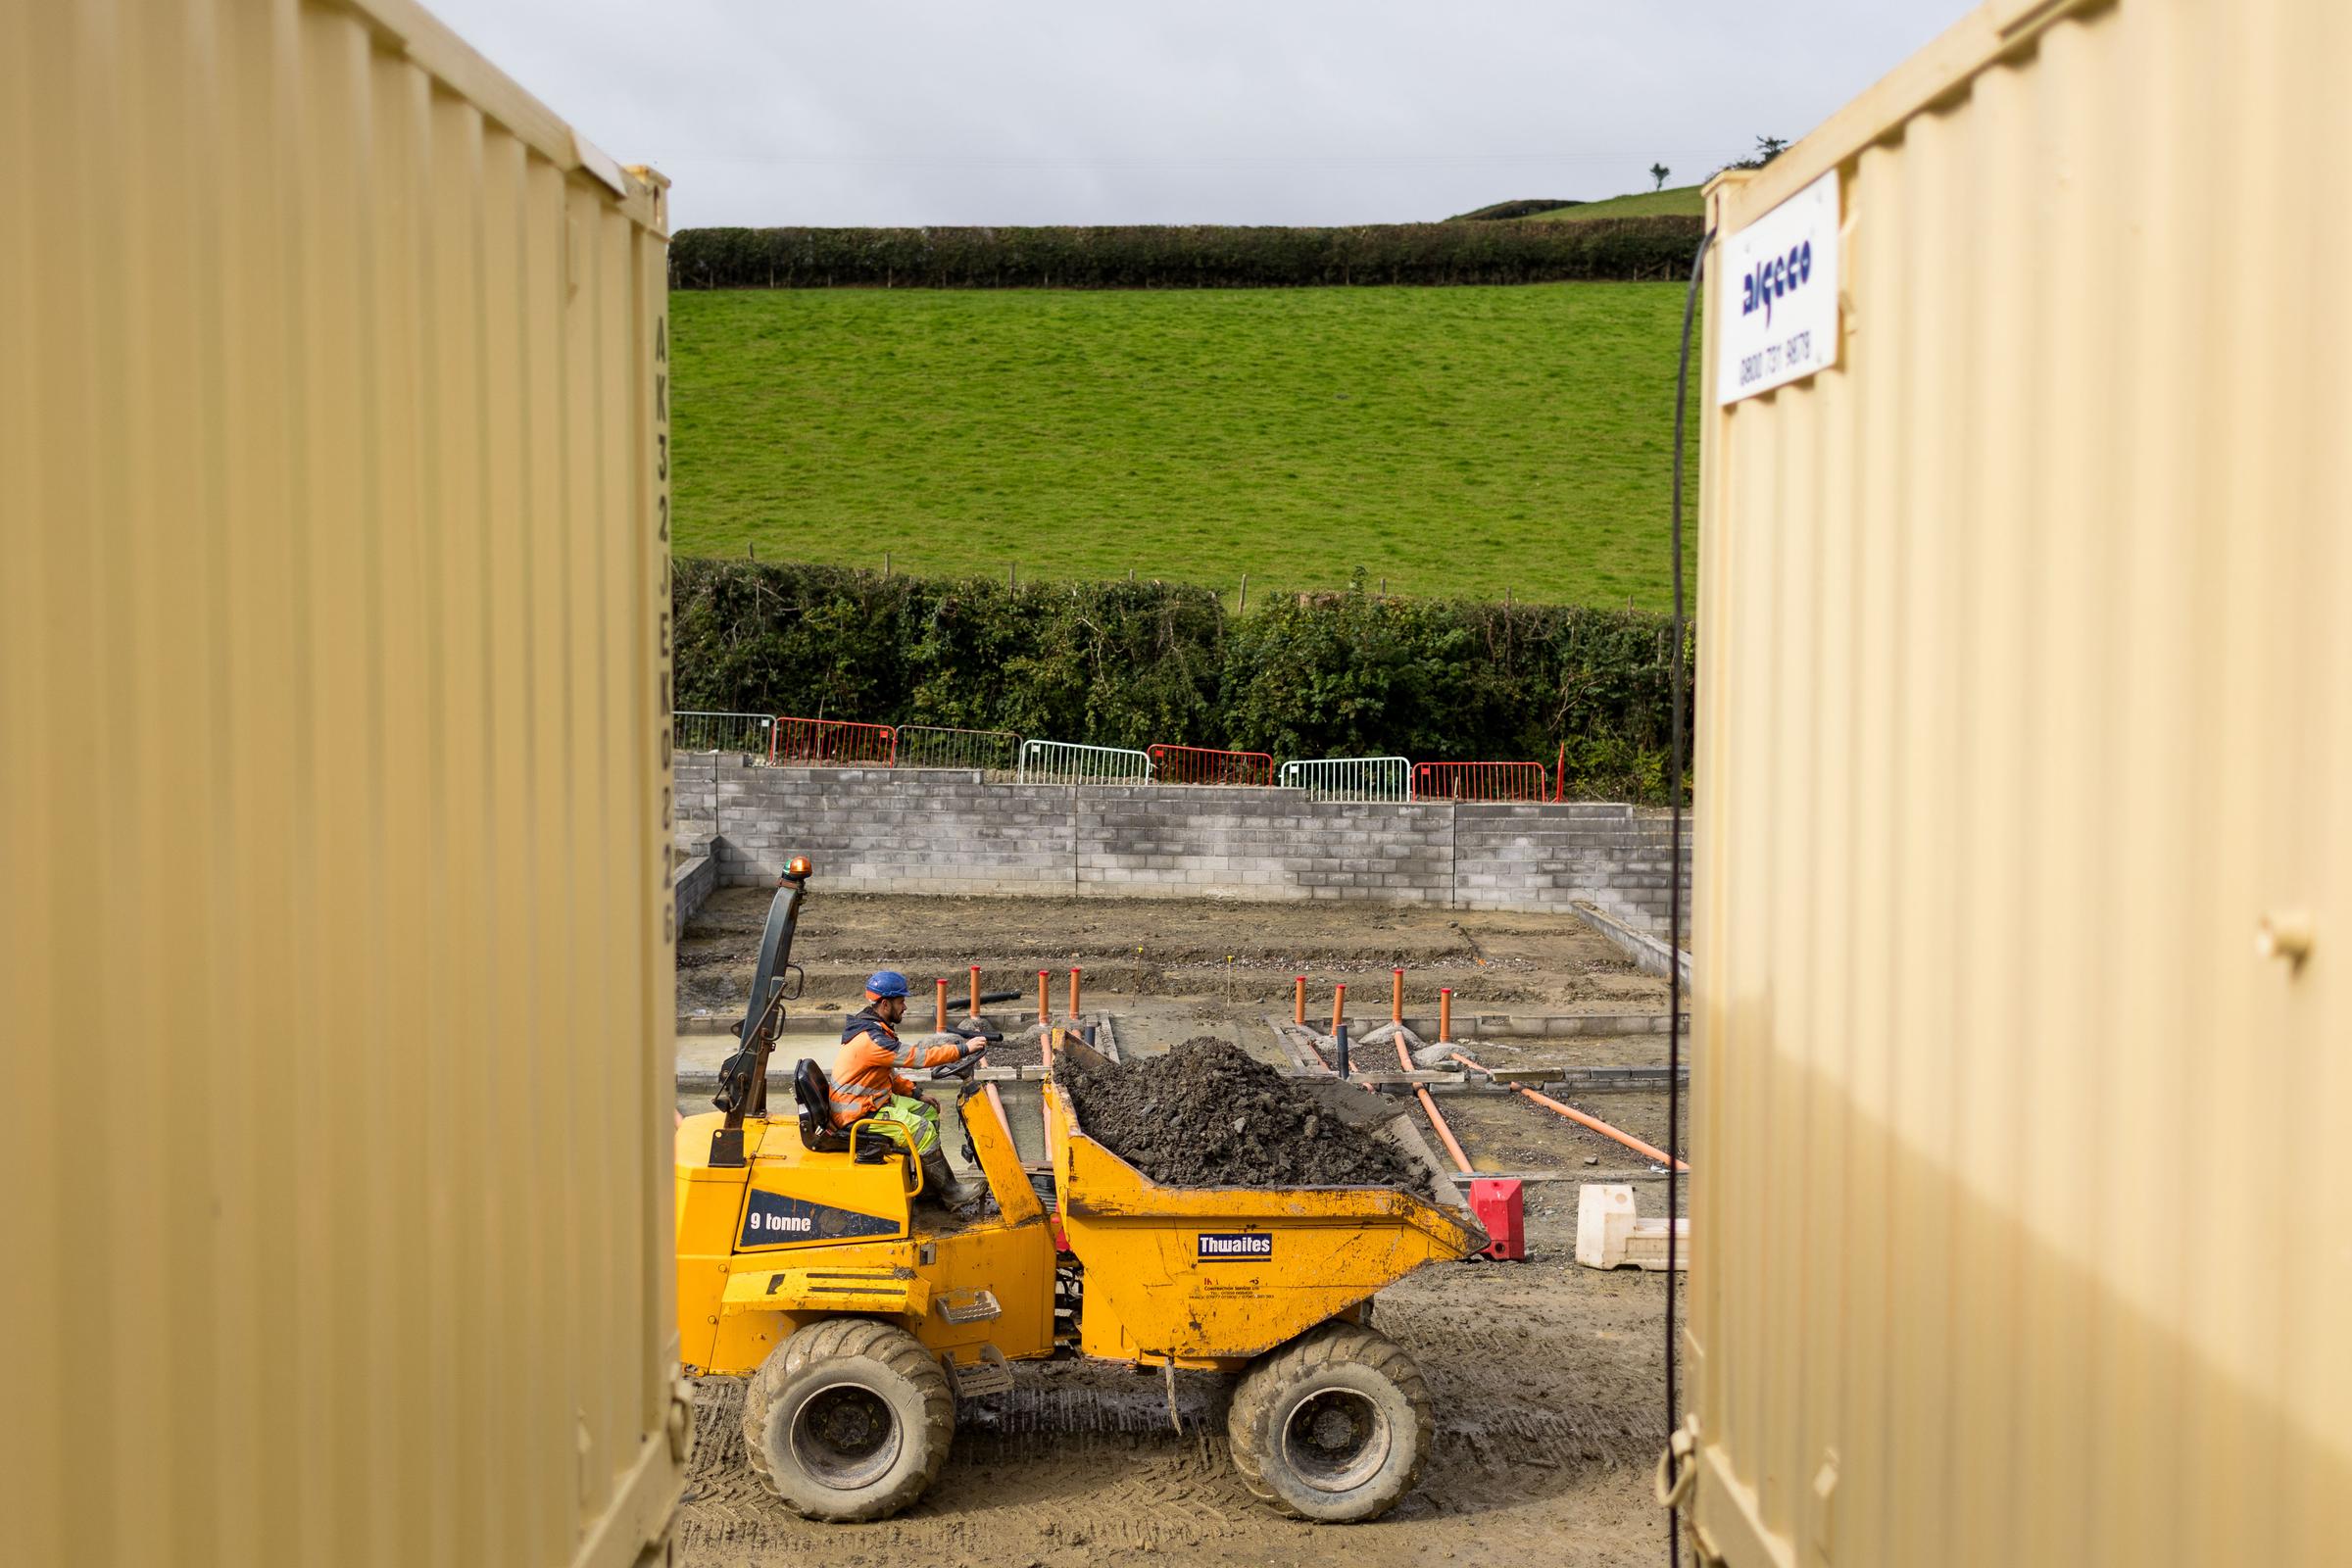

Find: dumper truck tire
<box><xmin>1226</xmin><ymin>1320</ymin><xmax>1431</xmax><ymax>1522</ymax></box>
<box><xmin>741</xmin><ymin>1317</ymin><xmax>954</xmax><ymax>1522</ymax></box>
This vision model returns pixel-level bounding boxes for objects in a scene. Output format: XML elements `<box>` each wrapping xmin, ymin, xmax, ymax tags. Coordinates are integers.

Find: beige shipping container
<box><xmin>0</xmin><ymin>1</ymin><xmax>681</xmax><ymax>1564</ymax></box>
<box><xmin>1684</xmin><ymin>0</ymin><xmax>2351</xmax><ymax>1564</ymax></box>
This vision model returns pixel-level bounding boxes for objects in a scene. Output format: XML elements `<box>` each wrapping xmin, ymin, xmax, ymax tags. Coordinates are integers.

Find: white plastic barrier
<box><xmin>671</xmin><ymin>711</ymin><xmax>775</xmax><ymax>756</ymax></box>
<box><xmin>1015</xmin><ymin>740</ymin><xmax>1153</xmax><ymax>786</ymax></box>
<box><xmin>1277</xmin><ymin>756</ymin><xmax>1414</xmax><ymax>803</ymax></box>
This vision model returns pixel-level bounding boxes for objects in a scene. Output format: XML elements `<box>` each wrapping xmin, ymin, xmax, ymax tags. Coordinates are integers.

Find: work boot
<box><xmin>919</xmin><ymin>1147</ymin><xmax>984</xmax><ymax>1216</ymax></box>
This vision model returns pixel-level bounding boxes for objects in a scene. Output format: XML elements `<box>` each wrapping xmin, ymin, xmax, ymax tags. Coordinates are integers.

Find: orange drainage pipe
<box><xmin>1036</xmin><ymin>970</ymin><xmax>1050</xmax><ymax>1027</ymax></box>
<box><xmin>934</xmin><ymin>978</ymin><xmax>949</xmax><ymax>1034</ymax></box>
<box><xmin>1391</xmin><ymin>968</ymin><xmax>1403</xmax><ymax>1024</ymax></box>
<box><xmin>1396</xmin><ymin>1030</ymin><xmax>1472</xmax><ymax>1175</ymax></box>
<box><xmin>1330</xmin><ymin>983</ymin><xmax>1347</xmax><ymax>1035</ymax></box>
<box><xmin>1415</xmin><ymin>1086</ymin><xmax>1473</xmax><ymax>1175</ymax></box>
<box><xmin>1438</xmin><ymin>988</ymin><xmax>1453</xmax><ymax>1043</ymax></box>
<box><xmin>1293</xmin><ymin>976</ymin><xmax>1306</xmax><ymax>1026</ymax></box>
<box><xmin>969</xmin><ymin>965</ymin><xmax>981</xmax><ymax>1018</ymax></box>
<box><xmin>1450</xmin><ymin>1052</ymin><xmax>1688</xmax><ymax>1172</ymax></box>
<box><xmin>1067</xmin><ymin>966</ymin><xmax>1083</xmax><ymax>1020</ymax></box>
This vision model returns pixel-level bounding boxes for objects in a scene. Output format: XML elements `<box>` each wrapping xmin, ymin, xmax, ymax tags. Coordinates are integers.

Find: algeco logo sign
<box><xmin>1740</xmin><ymin>239</ymin><xmax>1814</xmax><ymax>329</ymax></box>
<box><xmin>1717</xmin><ymin>169</ymin><xmax>1840</xmax><ymax>406</ymax></box>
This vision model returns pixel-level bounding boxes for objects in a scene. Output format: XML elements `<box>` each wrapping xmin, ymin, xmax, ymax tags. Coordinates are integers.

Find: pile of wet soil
<box><xmin>1057</xmin><ymin>1037</ymin><xmax>1432</xmax><ymax>1196</ymax></box>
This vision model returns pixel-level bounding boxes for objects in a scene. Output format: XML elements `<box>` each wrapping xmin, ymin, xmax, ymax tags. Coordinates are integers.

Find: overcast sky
<box><xmin>427</xmin><ymin>0</ymin><xmax>1971</xmax><ymax>230</ymax></box>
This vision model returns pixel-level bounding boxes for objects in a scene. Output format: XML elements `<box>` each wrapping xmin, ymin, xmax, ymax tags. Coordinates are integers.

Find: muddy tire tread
<box><xmin>739</xmin><ymin>1316</ymin><xmax>955</xmax><ymax>1522</ymax></box>
<box><xmin>1226</xmin><ymin>1320</ymin><xmax>1432</xmax><ymax>1522</ymax></box>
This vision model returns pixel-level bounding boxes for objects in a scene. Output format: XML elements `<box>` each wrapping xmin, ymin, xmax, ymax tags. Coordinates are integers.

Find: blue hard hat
<box><xmin>864</xmin><ymin>970</ymin><xmax>911</xmax><ymax>999</ymax></box>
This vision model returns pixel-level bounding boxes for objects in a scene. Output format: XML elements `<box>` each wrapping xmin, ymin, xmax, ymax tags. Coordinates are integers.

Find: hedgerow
<box><xmin>672</xmin><ymin>559</ymin><xmax>1690</xmax><ymax>802</ymax></box>
<box><xmin>1446</xmin><ymin>198</ymin><xmax>1586</xmax><ymax>221</ymax></box>
<box><xmin>667</xmin><ymin>218</ymin><xmax>1702</xmax><ymax>290</ymax></box>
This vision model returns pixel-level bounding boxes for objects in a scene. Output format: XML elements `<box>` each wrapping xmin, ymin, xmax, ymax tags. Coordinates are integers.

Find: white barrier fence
<box><xmin>1015</xmin><ymin>740</ymin><xmax>1154</xmax><ymax>786</ymax></box>
<box><xmin>671</xmin><ymin>711</ymin><xmax>775</xmax><ymax>755</ymax></box>
<box><xmin>673</xmin><ymin>718</ymin><xmax>1501</xmax><ymax>807</ymax></box>
<box><xmin>1277</xmin><ymin>756</ymin><xmax>1414</xmax><ymax>803</ymax></box>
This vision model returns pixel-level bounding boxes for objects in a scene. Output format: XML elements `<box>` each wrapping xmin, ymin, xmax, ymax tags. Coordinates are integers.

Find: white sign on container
<box><xmin>1716</xmin><ymin>169</ymin><xmax>1840</xmax><ymax>404</ymax></box>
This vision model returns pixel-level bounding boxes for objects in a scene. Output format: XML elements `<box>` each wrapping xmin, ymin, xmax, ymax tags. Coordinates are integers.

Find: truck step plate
<box><xmin>934</xmin><ymin>1288</ymin><xmax>1003</xmax><ymax>1325</ymax></box>
<box><xmin>945</xmin><ymin>1346</ymin><xmax>1015</xmax><ymax>1398</ymax></box>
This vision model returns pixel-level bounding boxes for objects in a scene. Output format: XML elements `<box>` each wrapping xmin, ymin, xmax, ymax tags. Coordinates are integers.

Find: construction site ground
<box><xmin>677</xmin><ymin>886</ymin><xmax>1674</xmax><ymax>1019</ymax></box>
<box><xmin>676</xmin><ymin>889</ymin><xmax>1687</xmax><ymax>1568</ymax></box>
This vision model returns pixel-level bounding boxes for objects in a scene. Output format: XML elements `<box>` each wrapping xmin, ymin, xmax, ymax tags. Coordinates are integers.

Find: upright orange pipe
<box><xmin>1450</xmin><ymin>1052</ymin><xmax>1688</xmax><ymax>1172</ymax></box>
<box><xmin>1067</xmin><ymin>966</ymin><xmax>1083</xmax><ymax>1019</ymax></box>
<box><xmin>934</xmin><ymin>977</ymin><xmax>949</xmax><ymax>1034</ymax></box>
<box><xmin>1438</xmin><ymin>987</ymin><xmax>1453</xmax><ymax>1043</ymax></box>
<box><xmin>1330</xmin><ymin>983</ymin><xmax>1348</xmax><ymax>1035</ymax></box>
<box><xmin>1391</xmin><ymin>967</ymin><xmax>1404</xmax><ymax>1023</ymax></box>
<box><xmin>969</xmin><ymin>965</ymin><xmax>981</xmax><ymax>1017</ymax></box>
<box><xmin>1293</xmin><ymin>976</ymin><xmax>1306</xmax><ymax>1026</ymax></box>
<box><xmin>1036</xmin><ymin>970</ymin><xmax>1050</xmax><ymax>1026</ymax></box>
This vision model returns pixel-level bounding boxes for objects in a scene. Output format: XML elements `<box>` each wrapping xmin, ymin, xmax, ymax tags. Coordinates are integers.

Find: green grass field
<box><xmin>1533</xmin><ymin>185</ymin><xmax>1705</xmax><ymax>221</ymax></box>
<box><xmin>671</xmin><ymin>283</ymin><xmax>1698</xmax><ymax>609</ymax></box>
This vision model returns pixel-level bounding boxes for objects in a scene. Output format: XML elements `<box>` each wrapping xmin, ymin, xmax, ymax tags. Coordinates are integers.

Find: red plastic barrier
<box><xmin>1470</xmin><ymin>1178</ymin><xmax>1527</xmax><ymax>1261</ymax></box>
<box><xmin>1146</xmin><ymin>744</ymin><xmax>1276</xmax><ymax>787</ymax></box>
<box><xmin>767</xmin><ymin>715</ymin><xmax>898</xmax><ymax>767</ymax></box>
<box><xmin>1412</xmin><ymin>761</ymin><xmax>1548</xmax><ymax>802</ymax></box>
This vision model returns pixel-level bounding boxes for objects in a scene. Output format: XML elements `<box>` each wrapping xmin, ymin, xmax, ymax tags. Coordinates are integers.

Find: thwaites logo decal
<box><xmin>738</xmin><ymin>1187</ymin><xmax>901</xmax><ymax>1250</ymax></box>
<box><xmin>1197</xmin><ymin>1232</ymin><xmax>1273</xmax><ymax>1262</ymax></box>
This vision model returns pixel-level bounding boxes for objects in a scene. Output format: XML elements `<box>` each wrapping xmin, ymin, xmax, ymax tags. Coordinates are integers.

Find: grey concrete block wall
<box><xmin>1452</xmin><ymin>801</ymin><xmax>1692</xmax><ymax>933</ymax></box>
<box><xmin>671</xmin><ymin>849</ymin><xmax>718</xmax><ymax>929</ymax></box>
<box><xmin>673</xmin><ymin>758</ymin><xmax>1692</xmax><ymax>933</ymax></box>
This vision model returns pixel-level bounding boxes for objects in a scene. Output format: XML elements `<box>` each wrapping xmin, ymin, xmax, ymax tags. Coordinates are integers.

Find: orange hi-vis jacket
<box><xmin>829</xmin><ymin>1007</ymin><xmax>967</xmax><ymax>1128</ymax></box>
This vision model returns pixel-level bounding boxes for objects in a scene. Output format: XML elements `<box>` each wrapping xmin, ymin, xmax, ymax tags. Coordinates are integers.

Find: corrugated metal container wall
<box><xmin>0</xmin><ymin>1</ymin><xmax>681</xmax><ymax>1564</ymax></box>
<box><xmin>1688</xmin><ymin>1</ymin><xmax>2349</xmax><ymax>1564</ymax></box>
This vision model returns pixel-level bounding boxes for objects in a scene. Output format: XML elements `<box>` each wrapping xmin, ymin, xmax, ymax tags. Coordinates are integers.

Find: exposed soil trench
<box><xmin>677</xmin><ymin>889</ymin><xmax>1672</xmax><ymax>1017</ymax></box>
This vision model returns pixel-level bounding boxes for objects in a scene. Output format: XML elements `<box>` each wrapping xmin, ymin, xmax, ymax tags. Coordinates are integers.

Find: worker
<box><xmin>832</xmin><ymin>970</ymin><xmax>988</xmax><ymax>1209</ymax></box>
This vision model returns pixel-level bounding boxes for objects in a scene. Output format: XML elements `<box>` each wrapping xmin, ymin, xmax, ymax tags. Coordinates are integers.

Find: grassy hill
<box><xmin>1533</xmin><ymin>185</ymin><xmax>1706</xmax><ymax>221</ymax></box>
<box><xmin>671</xmin><ymin>283</ymin><xmax>1697</xmax><ymax>610</ymax></box>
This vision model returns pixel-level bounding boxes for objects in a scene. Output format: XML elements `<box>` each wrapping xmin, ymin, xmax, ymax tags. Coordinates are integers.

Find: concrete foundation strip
<box><xmin>1565</xmin><ymin>900</ymin><xmax>1692</xmax><ymax>988</ymax></box>
<box><xmin>1261</xmin><ymin>1013</ymin><xmax>1336</xmax><ymax>1077</ymax></box>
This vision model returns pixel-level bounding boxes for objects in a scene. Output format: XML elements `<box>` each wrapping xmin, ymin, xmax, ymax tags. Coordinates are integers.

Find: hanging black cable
<box><xmin>1664</xmin><ymin>223</ymin><xmax>1711</xmax><ymax>1568</ymax></box>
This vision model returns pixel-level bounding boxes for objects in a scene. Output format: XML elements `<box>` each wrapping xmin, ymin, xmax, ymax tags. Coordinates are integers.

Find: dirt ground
<box><xmin>675</xmin><ymin>890</ymin><xmax>1689</xmax><ymax>1567</ymax></box>
<box><xmin>677</xmin><ymin>1237</ymin><xmax>1682</xmax><ymax>1568</ymax></box>
<box><xmin>678</xmin><ymin>888</ymin><xmax>1672</xmax><ymax>1018</ymax></box>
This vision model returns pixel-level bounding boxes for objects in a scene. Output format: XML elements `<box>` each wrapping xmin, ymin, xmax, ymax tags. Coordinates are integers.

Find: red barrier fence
<box><xmin>1412</xmin><ymin>761</ymin><xmax>1549</xmax><ymax>802</ymax></box>
<box><xmin>1147</xmin><ymin>743</ymin><xmax>1277</xmax><ymax>787</ymax></box>
<box><xmin>767</xmin><ymin>716</ymin><xmax>899</xmax><ymax>767</ymax></box>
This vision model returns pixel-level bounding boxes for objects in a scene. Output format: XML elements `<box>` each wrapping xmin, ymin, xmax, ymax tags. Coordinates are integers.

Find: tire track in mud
<box><xmin>678</xmin><ymin>1288</ymin><xmax>1668</xmax><ymax>1568</ymax></box>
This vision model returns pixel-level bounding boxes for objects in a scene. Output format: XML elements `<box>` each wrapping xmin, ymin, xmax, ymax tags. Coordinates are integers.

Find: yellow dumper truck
<box><xmin>675</xmin><ymin>863</ymin><xmax>1483</xmax><ymax>1522</ymax></box>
